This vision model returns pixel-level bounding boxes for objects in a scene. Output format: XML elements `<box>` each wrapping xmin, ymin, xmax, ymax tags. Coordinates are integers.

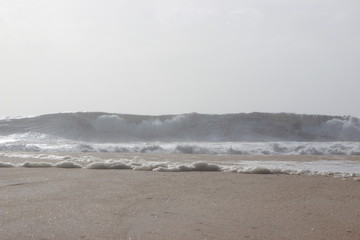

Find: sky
<box><xmin>0</xmin><ymin>0</ymin><xmax>359</xmax><ymax>117</ymax></box>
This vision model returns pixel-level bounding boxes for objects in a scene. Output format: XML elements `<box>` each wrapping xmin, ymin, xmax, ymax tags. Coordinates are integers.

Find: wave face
<box><xmin>1</xmin><ymin>112</ymin><xmax>360</xmax><ymax>142</ymax></box>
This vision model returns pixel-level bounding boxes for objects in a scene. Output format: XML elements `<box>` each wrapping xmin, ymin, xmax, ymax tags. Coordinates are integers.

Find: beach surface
<box><xmin>1</xmin><ymin>162</ymin><xmax>359</xmax><ymax>240</ymax></box>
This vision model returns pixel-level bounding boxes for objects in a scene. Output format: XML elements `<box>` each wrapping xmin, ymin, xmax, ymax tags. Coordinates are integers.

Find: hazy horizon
<box><xmin>2</xmin><ymin>110</ymin><xmax>359</xmax><ymax>119</ymax></box>
<box><xmin>1</xmin><ymin>0</ymin><xmax>359</xmax><ymax>118</ymax></box>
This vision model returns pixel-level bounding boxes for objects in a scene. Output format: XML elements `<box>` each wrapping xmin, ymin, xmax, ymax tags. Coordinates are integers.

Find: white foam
<box><xmin>153</xmin><ymin>161</ymin><xmax>221</xmax><ymax>172</ymax></box>
<box><xmin>0</xmin><ymin>158</ymin><xmax>359</xmax><ymax>180</ymax></box>
<box><xmin>86</xmin><ymin>161</ymin><xmax>133</xmax><ymax>169</ymax></box>
<box><xmin>133</xmin><ymin>162</ymin><xmax>168</xmax><ymax>171</ymax></box>
<box><xmin>21</xmin><ymin>162</ymin><xmax>53</xmax><ymax>168</ymax></box>
<box><xmin>153</xmin><ymin>164</ymin><xmax>193</xmax><ymax>172</ymax></box>
<box><xmin>0</xmin><ymin>149</ymin><xmax>359</xmax><ymax>180</ymax></box>
<box><xmin>1</xmin><ymin>152</ymin><xmax>99</xmax><ymax>164</ymax></box>
<box><xmin>1</xmin><ymin>140</ymin><xmax>360</xmax><ymax>156</ymax></box>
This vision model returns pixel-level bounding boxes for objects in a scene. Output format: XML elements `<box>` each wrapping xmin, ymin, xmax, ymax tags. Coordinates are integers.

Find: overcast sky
<box><xmin>1</xmin><ymin>0</ymin><xmax>359</xmax><ymax>117</ymax></box>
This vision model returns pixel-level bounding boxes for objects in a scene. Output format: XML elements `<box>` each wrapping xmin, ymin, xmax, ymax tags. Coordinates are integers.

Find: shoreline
<box><xmin>1</xmin><ymin>167</ymin><xmax>359</xmax><ymax>240</ymax></box>
<box><xmin>1</xmin><ymin>153</ymin><xmax>360</xmax><ymax>181</ymax></box>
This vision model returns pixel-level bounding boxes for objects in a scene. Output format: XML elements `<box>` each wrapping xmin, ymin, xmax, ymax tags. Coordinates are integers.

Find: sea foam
<box><xmin>21</xmin><ymin>162</ymin><xmax>53</xmax><ymax>168</ymax></box>
<box><xmin>0</xmin><ymin>141</ymin><xmax>359</xmax><ymax>156</ymax></box>
<box><xmin>1</xmin><ymin>155</ymin><xmax>360</xmax><ymax>181</ymax></box>
<box><xmin>86</xmin><ymin>161</ymin><xmax>133</xmax><ymax>169</ymax></box>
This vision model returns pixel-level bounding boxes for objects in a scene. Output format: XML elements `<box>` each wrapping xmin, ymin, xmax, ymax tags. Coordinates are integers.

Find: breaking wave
<box><xmin>1</xmin><ymin>112</ymin><xmax>360</xmax><ymax>142</ymax></box>
<box><xmin>0</xmin><ymin>140</ymin><xmax>359</xmax><ymax>155</ymax></box>
<box><xmin>0</xmin><ymin>112</ymin><xmax>359</xmax><ymax>156</ymax></box>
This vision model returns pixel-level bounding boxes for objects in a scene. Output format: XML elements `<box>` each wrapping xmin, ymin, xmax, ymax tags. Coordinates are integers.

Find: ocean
<box><xmin>0</xmin><ymin>112</ymin><xmax>359</xmax><ymax>180</ymax></box>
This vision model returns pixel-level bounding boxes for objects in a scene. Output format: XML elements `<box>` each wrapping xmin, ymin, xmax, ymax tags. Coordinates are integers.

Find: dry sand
<box><xmin>0</xmin><ymin>167</ymin><xmax>359</xmax><ymax>240</ymax></box>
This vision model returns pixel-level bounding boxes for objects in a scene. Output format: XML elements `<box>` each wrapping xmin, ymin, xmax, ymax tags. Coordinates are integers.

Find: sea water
<box><xmin>0</xmin><ymin>112</ymin><xmax>359</xmax><ymax>180</ymax></box>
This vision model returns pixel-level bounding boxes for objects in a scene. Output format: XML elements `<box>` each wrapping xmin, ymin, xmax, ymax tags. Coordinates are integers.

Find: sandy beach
<box><xmin>2</xmin><ymin>0</ymin><xmax>360</xmax><ymax>237</ymax></box>
<box><xmin>1</xmin><ymin>164</ymin><xmax>359</xmax><ymax>240</ymax></box>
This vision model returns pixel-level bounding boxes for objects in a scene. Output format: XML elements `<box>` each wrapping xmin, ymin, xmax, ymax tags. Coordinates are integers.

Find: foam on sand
<box><xmin>132</xmin><ymin>163</ymin><xmax>169</xmax><ymax>171</ymax></box>
<box><xmin>146</xmin><ymin>161</ymin><xmax>221</xmax><ymax>172</ymax></box>
<box><xmin>21</xmin><ymin>162</ymin><xmax>53</xmax><ymax>168</ymax></box>
<box><xmin>1</xmin><ymin>152</ymin><xmax>360</xmax><ymax>181</ymax></box>
<box><xmin>86</xmin><ymin>161</ymin><xmax>133</xmax><ymax>169</ymax></box>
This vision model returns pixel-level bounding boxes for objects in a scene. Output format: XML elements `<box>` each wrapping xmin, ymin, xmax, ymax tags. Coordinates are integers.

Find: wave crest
<box><xmin>1</xmin><ymin>112</ymin><xmax>360</xmax><ymax>142</ymax></box>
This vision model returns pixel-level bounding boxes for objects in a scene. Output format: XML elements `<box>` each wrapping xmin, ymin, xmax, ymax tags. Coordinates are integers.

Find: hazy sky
<box><xmin>1</xmin><ymin>0</ymin><xmax>359</xmax><ymax>117</ymax></box>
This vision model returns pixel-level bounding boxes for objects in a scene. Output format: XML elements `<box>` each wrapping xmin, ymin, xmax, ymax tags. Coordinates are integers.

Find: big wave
<box><xmin>1</xmin><ymin>112</ymin><xmax>360</xmax><ymax>142</ymax></box>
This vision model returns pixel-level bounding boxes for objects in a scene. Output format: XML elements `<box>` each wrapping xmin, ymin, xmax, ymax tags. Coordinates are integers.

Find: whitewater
<box><xmin>0</xmin><ymin>112</ymin><xmax>359</xmax><ymax>180</ymax></box>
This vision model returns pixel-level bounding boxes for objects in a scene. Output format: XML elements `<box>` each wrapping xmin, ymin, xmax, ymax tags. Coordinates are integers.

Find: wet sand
<box><xmin>1</xmin><ymin>166</ymin><xmax>359</xmax><ymax>240</ymax></box>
